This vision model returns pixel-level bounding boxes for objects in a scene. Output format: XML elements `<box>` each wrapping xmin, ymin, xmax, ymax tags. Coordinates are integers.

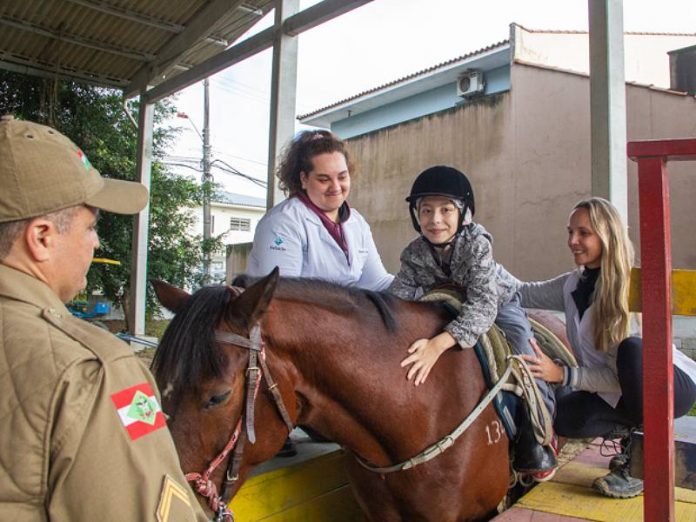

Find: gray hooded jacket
<box><xmin>389</xmin><ymin>223</ymin><xmax>518</xmax><ymax>347</ymax></box>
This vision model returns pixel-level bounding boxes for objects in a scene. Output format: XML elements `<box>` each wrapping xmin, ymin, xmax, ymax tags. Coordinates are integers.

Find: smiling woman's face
<box><xmin>567</xmin><ymin>207</ymin><xmax>602</xmax><ymax>268</ymax></box>
<box><xmin>300</xmin><ymin>151</ymin><xmax>350</xmax><ymax>222</ymax></box>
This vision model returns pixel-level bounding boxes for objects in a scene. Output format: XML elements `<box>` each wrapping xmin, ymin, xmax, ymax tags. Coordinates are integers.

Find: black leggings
<box><xmin>554</xmin><ymin>337</ymin><xmax>696</xmax><ymax>438</ymax></box>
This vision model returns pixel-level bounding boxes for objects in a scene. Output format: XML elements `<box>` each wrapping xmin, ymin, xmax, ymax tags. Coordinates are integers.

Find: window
<box><xmin>229</xmin><ymin>217</ymin><xmax>251</xmax><ymax>231</ymax></box>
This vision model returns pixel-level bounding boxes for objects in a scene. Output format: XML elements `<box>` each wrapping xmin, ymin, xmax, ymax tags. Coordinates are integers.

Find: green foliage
<box><xmin>0</xmin><ymin>71</ymin><xmax>221</xmax><ymax>318</ymax></box>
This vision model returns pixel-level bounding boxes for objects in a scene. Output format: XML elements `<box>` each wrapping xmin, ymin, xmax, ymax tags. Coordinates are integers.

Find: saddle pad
<box><xmin>421</xmin><ymin>288</ymin><xmax>577</xmax><ymax>384</ymax></box>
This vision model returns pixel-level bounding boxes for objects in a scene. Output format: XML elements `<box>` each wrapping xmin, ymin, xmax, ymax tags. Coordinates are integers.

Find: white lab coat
<box><xmin>246</xmin><ymin>197</ymin><xmax>393</xmax><ymax>291</ymax></box>
<box><xmin>519</xmin><ymin>271</ymin><xmax>696</xmax><ymax>407</ymax></box>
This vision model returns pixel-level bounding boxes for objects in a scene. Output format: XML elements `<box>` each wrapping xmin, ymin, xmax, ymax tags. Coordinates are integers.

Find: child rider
<box><xmin>389</xmin><ymin>165</ymin><xmax>557</xmax><ymax>481</ymax></box>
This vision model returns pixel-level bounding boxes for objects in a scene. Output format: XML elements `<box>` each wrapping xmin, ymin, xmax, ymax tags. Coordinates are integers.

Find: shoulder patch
<box><xmin>156</xmin><ymin>474</ymin><xmax>194</xmax><ymax>522</ymax></box>
<box><xmin>111</xmin><ymin>382</ymin><xmax>166</xmax><ymax>440</ymax></box>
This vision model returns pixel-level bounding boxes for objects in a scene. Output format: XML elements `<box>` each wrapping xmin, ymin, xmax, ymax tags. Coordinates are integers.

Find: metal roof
<box><xmin>297</xmin><ymin>40</ymin><xmax>509</xmax><ymax>122</ymax></box>
<box><xmin>215</xmin><ymin>191</ymin><xmax>266</xmax><ymax>208</ymax></box>
<box><xmin>299</xmin><ymin>39</ymin><xmax>510</xmax><ymax>128</ymax></box>
<box><xmin>0</xmin><ymin>0</ymin><xmax>274</xmax><ymax>96</ymax></box>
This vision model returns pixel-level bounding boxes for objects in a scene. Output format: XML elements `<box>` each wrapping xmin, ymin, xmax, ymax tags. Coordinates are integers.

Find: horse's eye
<box><xmin>205</xmin><ymin>390</ymin><xmax>232</xmax><ymax>409</ymax></box>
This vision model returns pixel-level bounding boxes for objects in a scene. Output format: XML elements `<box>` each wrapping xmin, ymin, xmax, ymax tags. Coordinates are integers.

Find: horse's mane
<box><xmin>152</xmin><ymin>285</ymin><xmax>231</xmax><ymax>392</ymax></box>
<box><xmin>233</xmin><ymin>275</ymin><xmax>400</xmax><ymax>332</ymax></box>
<box><xmin>153</xmin><ymin>278</ymin><xmax>447</xmax><ymax>391</ymax></box>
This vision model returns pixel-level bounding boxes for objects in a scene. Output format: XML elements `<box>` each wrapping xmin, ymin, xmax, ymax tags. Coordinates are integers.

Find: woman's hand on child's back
<box><xmin>401</xmin><ymin>332</ymin><xmax>456</xmax><ymax>386</ymax></box>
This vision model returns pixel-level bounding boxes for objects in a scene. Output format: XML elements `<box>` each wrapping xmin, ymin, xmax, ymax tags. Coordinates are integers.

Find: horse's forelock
<box><xmin>152</xmin><ymin>285</ymin><xmax>232</xmax><ymax>394</ymax></box>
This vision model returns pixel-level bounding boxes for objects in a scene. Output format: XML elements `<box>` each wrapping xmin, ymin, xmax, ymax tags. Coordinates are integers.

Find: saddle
<box><xmin>420</xmin><ymin>286</ymin><xmax>577</xmax><ymax>444</ymax></box>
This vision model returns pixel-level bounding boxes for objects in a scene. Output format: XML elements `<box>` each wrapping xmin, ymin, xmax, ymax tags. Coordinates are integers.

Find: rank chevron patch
<box><xmin>111</xmin><ymin>382</ymin><xmax>166</xmax><ymax>441</ymax></box>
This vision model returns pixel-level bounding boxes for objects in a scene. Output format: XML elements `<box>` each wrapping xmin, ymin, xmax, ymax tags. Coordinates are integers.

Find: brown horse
<box><xmin>152</xmin><ymin>269</ymin><xmax>516</xmax><ymax>521</ymax></box>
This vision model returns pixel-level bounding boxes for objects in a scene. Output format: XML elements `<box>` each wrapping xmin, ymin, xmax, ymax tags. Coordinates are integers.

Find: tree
<box><xmin>0</xmin><ymin>71</ymin><xmax>220</xmax><ymax>322</ymax></box>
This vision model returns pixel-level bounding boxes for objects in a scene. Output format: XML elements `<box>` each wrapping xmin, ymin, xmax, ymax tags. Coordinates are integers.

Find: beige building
<box><xmin>300</xmin><ymin>25</ymin><xmax>696</xmax><ymax>281</ymax></box>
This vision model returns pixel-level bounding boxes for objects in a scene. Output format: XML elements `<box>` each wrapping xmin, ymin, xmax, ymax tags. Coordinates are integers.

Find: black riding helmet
<box><xmin>405</xmin><ymin>165</ymin><xmax>475</xmax><ymax>233</ymax></box>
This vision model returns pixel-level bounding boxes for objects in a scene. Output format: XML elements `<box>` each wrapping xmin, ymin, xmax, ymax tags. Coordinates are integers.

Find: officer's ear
<box><xmin>23</xmin><ymin>217</ymin><xmax>55</xmax><ymax>262</ymax></box>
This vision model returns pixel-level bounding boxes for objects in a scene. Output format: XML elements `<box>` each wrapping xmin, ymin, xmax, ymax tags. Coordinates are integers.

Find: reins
<box><xmin>183</xmin><ymin>288</ymin><xmax>294</xmax><ymax>522</ymax></box>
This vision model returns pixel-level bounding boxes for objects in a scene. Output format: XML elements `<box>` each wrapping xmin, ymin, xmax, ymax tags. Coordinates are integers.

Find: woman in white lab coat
<box><xmin>246</xmin><ymin>129</ymin><xmax>392</xmax><ymax>291</ymax></box>
<box><xmin>246</xmin><ymin>130</ymin><xmax>393</xmax><ymax>456</ymax></box>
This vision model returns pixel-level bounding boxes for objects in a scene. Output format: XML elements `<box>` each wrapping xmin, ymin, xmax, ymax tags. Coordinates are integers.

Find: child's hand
<box><xmin>400</xmin><ymin>332</ymin><xmax>456</xmax><ymax>386</ymax></box>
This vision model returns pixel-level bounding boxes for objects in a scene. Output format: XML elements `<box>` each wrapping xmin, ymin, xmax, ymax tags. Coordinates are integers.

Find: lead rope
<box><xmin>185</xmin><ymin>416</ymin><xmax>242</xmax><ymax>521</ymax></box>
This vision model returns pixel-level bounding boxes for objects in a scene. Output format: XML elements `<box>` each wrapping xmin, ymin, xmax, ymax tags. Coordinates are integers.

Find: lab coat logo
<box><xmin>271</xmin><ymin>236</ymin><xmax>286</xmax><ymax>251</ymax></box>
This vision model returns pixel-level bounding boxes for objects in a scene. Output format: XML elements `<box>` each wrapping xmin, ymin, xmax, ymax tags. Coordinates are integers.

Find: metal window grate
<box><xmin>229</xmin><ymin>217</ymin><xmax>251</xmax><ymax>231</ymax></box>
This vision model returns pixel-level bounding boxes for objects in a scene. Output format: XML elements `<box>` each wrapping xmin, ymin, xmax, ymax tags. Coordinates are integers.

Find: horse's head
<box><xmin>151</xmin><ymin>268</ymin><xmax>294</xmax><ymax>517</ymax></box>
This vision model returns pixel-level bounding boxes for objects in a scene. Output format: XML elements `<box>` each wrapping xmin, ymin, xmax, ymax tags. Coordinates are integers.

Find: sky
<box><xmin>164</xmin><ymin>0</ymin><xmax>696</xmax><ymax>199</ymax></box>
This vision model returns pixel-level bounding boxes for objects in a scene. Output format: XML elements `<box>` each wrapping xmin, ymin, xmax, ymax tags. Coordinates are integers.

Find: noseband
<box><xmin>184</xmin><ymin>288</ymin><xmax>294</xmax><ymax>522</ymax></box>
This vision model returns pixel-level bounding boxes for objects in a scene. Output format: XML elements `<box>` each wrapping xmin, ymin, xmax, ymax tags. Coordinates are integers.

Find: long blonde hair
<box><xmin>573</xmin><ymin>197</ymin><xmax>634</xmax><ymax>352</ymax></box>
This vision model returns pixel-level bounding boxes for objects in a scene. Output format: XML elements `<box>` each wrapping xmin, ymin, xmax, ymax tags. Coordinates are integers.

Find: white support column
<box><xmin>128</xmin><ymin>95</ymin><xmax>154</xmax><ymax>335</ymax></box>
<box><xmin>588</xmin><ymin>0</ymin><xmax>628</xmax><ymax>221</ymax></box>
<box><xmin>266</xmin><ymin>0</ymin><xmax>299</xmax><ymax>209</ymax></box>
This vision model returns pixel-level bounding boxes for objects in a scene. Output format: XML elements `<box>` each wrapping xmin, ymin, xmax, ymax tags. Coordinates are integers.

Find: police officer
<box><xmin>0</xmin><ymin>116</ymin><xmax>209</xmax><ymax>521</ymax></box>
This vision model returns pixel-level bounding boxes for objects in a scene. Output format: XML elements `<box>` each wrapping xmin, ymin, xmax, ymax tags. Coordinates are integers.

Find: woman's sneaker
<box><xmin>593</xmin><ymin>462</ymin><xmax>643</xmax><ymax>498</ymax></box>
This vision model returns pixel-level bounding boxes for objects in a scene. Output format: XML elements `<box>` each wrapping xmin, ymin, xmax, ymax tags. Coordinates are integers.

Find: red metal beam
<box><xmin>628</xmin><ymin>138</ymin><xmax>696</xmax><ymax>161</ymax></box>
<box><xmin>636</xmin><ymin>156</ymin><xmax>674</xmax><ymax>521</ymax></box>
<box><xmin>628</xmin><ymin>137</ymin><xmax>696</xmax><ymax>522</ymax></box>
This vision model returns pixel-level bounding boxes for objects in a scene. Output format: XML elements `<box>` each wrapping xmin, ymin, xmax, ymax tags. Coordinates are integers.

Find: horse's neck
<box><xmin>267</xmin><ymin>299</ymin><xmax>459</xmax><ymax>466</ymax></box>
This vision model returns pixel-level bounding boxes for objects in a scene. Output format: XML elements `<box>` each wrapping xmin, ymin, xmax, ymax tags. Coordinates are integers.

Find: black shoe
<box><xmin>512</xmin><ymin>416</ymin><xmax>557</xmax><ymax>478</ymax></box>
<box><xmin>276</xmin><ymin>437</ymin><xmax>297</xmax><ymax>458</ymax></box>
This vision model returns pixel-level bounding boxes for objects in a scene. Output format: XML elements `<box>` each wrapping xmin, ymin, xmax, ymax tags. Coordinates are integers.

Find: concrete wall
<box><xmin>348</xmin><ymin>92</ymin><xmax>513</xmax><ymax>274</ymax></box>
<box><xmin>347</xmin><ymin>62</ymin><xmax>696</xmax><ymax>282</ymax></box>
<box><xmin>513</xmin><ymin>26</ymin><xmax>696</xmax><ymax>89</ymax></box>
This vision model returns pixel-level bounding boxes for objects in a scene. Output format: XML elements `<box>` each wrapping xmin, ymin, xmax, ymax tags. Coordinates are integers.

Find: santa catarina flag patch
<box><xmin>111</xmin><ymin>383</ymin><xmax>166</xmax><ymax>441</ymax></box>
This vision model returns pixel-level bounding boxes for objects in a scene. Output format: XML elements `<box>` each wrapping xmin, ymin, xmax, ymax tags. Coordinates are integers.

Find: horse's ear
<box><xmin>228</xmin><ymin>267</ymin><xmax>279</xmax><ymax>327</ymax></box>
<box><xmin>150</xmin><ymin>279</ymin><xmax>191</xmax><ymax>314</ymax></box>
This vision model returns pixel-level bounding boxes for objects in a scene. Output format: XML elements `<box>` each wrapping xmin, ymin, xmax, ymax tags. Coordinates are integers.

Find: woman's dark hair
<box><xmin>277</xmin><ymin>130</ymin><xmax>355</xmax><ymax>196</ymax></box>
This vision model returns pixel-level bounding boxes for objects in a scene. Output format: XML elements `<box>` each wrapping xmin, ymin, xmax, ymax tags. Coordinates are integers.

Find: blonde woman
<box><xmin>517</xmin><ymin>197</ymin><xmax>696</xmax><ymax>498</ymax></box>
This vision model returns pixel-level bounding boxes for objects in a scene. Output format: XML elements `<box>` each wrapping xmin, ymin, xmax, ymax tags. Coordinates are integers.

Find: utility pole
<box><xmin>202</xmin><ymin>78</ymin><xmax>212</xmax><ymax>282</ymax></box>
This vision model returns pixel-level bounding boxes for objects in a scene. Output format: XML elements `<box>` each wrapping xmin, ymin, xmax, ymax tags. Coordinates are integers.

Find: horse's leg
<box><xmin>345</xmin><ymin>459</ymin><xmax>402</xmax><ymax>522</ymax></box>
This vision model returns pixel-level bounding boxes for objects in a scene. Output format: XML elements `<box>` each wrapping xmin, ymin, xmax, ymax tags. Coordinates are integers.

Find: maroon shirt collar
<box><xmin>296</xmin><ymin>192</ymin><xmax>350</xmax><ymax>259</ymax></box>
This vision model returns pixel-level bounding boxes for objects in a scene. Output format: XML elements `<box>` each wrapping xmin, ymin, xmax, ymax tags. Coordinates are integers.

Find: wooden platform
<box><xmin>229</xmin><ymin>423</ymin><xmax>696</xmax><ymax>521</ymax></box>
<box><xmin>229</xmin><ymin>429</ymin><xmax>364</xmax><ymax>521</ymax></box>
<box><xmin>493</xmin><ymin>436</ymin><xmax>696</xmax><ymax>522</ymax></box>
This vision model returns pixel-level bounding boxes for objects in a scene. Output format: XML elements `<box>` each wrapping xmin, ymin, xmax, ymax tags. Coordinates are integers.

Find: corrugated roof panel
<box><xmin>0</xmin><ymin>0</ymin><xmax>275</xmax><ymax>90</ymax></box>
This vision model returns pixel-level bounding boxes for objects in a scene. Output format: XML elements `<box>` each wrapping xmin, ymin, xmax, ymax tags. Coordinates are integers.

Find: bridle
<box><xmin>183</xmin><ymin>288</ymin><xmax>294</xmax><ymax>522</ymax></box>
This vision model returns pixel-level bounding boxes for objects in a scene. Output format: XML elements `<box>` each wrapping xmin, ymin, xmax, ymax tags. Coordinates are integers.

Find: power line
<box><xmin>162</xmin><ymin>159</ymin><xmax>267</xmax><ymax>188</ymax></box>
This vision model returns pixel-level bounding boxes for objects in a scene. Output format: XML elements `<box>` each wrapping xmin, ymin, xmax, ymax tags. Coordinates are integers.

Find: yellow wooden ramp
<box><xmin>495</xmin><ymin>439</ymin><xmax>696</xmax><ymax>521</ymax></box>
<box><xmin>229</xmin><ymin>435</ymin><xmax>364</xmax><ymax>521</ymax></box>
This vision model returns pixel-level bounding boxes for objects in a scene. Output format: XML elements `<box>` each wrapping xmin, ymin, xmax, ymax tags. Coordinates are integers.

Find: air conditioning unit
<box><xmin>457</xmin><ymin>71</ymin><xmax>485</xmax><ymax>97</ymax></box>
